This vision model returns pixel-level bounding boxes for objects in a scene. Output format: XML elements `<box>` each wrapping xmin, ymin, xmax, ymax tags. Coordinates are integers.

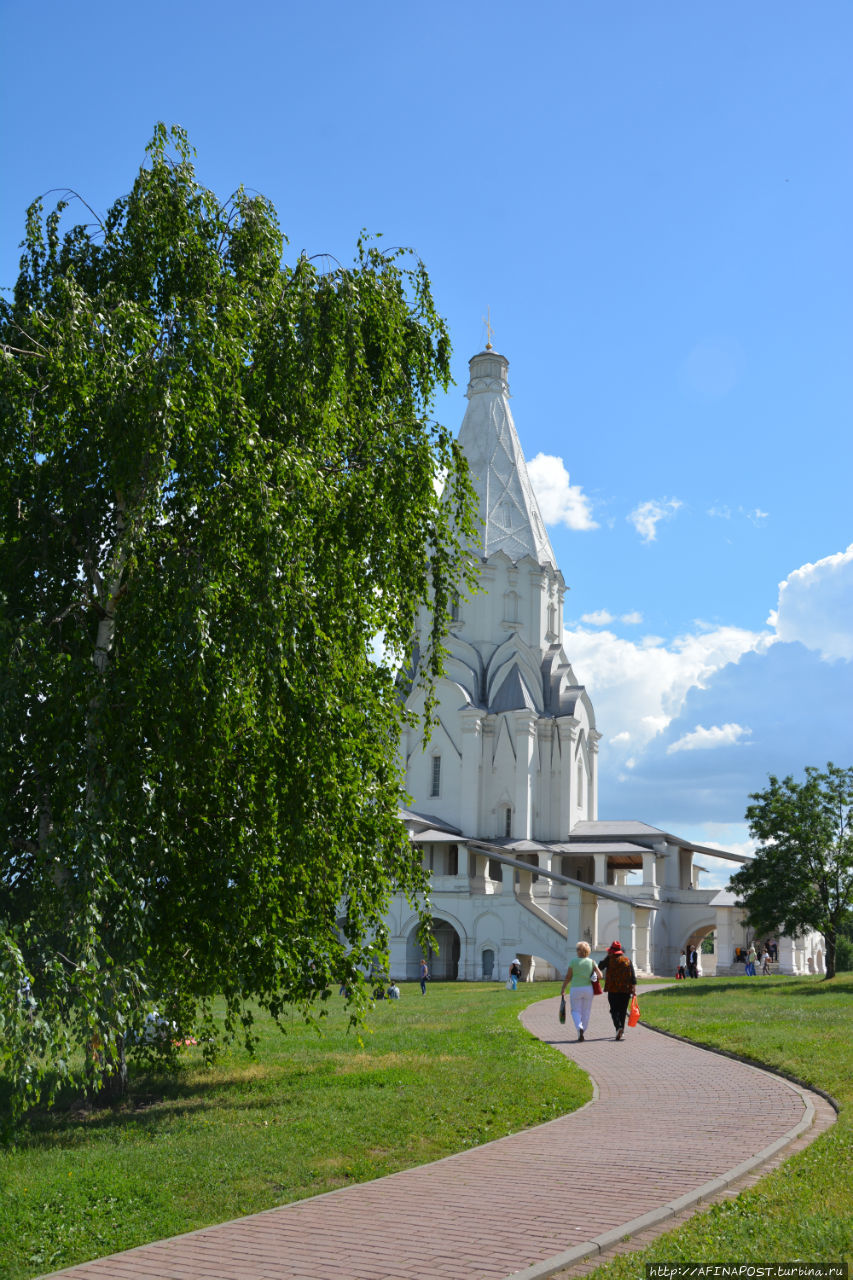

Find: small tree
<box><xmin>729</xmin><ymin>764</ymin><xmax>853</xmax><ymax>979</ymax></box>
<box><xmin>0</xmin><ymin>125</ymin><xmax>476</xmax><ymax>1119</ymax></box>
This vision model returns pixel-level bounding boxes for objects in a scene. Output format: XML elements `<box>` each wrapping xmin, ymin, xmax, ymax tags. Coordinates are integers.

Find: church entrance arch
<box><xmin>684</xmin><ymin>923</ymin><xmax>717</xmax><ymax>976</ymax></box>
<box><xmin>406</xmin><ymin>917</ymin><xmax>462</xmax><ymax>980</ymax></box>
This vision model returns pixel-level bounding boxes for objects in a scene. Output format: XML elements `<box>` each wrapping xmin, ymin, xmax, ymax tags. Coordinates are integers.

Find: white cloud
<box><xmin>528</xmin><ymin>453</ymin><xmax>598</xmax><ymax>531</ymax></box>
<box><xmin>774</xmin><ymin>543</ymin><xmax>853</xmax><ymax>661</ymax></box>
<box><xmin>565</xmin><ymin>542</ymin><xmax>852</xmax><ymax>829</ymax></box>
<box><xmin>707</xmin><ymin>505</ymin><xmax>768</xmax><ymax>525</ymax></box>
<box><xmin>566</xmin><ymin>623</ymin><xmax>772</xmax><ymax>756</ymax></box>
<box><xmin>619</xmin><ymin>639</ymin><xmax>853</xmax><ymax>826</ymax></box>
<box><xmin>628</xmin><ymin>498</ymin><xmax>682</xmax><ymax>542</ymax></box>
<box><xmin>666</xmin><ymin>723</ymin><xmax>752</xmax><ymax>754</ymax></box>
<box><xmin>577</xmin><ymin>609</ymin><xmax>642</xmax><ymax>627</ymax></box>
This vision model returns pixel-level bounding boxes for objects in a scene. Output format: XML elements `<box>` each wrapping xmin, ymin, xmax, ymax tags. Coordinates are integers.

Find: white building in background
<box><xmin>387</xmin><ymin>346</ymin><xmax>824</xmax><ymax>981</ymax></box>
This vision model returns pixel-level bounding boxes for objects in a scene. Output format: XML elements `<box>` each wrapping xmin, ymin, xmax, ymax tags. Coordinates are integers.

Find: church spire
<box><xmin>457</xmin><ymin>348</ymin><xmax>557</xmax><ymax>568</ymax></box>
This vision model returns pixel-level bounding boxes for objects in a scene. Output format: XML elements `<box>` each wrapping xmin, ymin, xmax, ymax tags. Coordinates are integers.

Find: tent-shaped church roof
<box><xmin>457</xmin><ymin>348</ymin><xmax>557</xmax><ymax>568</ymax></box>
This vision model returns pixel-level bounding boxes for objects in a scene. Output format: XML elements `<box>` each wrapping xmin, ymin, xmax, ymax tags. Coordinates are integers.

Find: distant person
<box><xmin>388</xmin><ymin>981</ymin><xmax>400</xmax><ymax>999</ymax></box>
<box><xmin>509</xmin><ymin>958</ymin><xmax>522</xmax><ymax>990</ymax></box>
<box><xmin>419</xmin><ymin>958</ymin><xmax>429</xmax><ymax>994</ymax></box>
<box><xmin>761</xmin><ymin>949</ymin><xmax>772</xmax><ymax>975</ymax></box>
<box><xmin>598</xmin><ymin>940</ymin><xmax>637</xmax><ymax>1041</ymax></box>
<box><xmin>677</xmin><ymin>950</ymin><xmax>687</xmax><ymax>980</ymax></box>
<box><xmin>746</xmin><ymin>944</ymin><xmax>758</xmax><ymax>977</ymax></box>
<box><xmin>559</xmin><ymin>941</ymin><xmax>602</xmax><ymax>1042</ymax></box>
<box><xmin>688</xmin><ymin>946</ymin><xmax>699</xmax><ymax>979</ymax></box>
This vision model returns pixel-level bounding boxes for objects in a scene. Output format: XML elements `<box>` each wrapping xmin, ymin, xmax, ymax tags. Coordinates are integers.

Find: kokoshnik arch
<box><xmin>387</xmin><ymin>347</ymin><xmax>825</xmax><ymax>981</ymax></box>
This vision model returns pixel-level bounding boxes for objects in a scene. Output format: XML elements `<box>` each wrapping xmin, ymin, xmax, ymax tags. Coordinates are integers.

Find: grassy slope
<box><xmin>0</xmin><ymin>981</ymin><xmax>587</xmax><ymax>1279</ymax></box>
<box><xmin>582</xmin><ymin>974</ymin><xmax>853</xmax><ymax>1276</ymax></box>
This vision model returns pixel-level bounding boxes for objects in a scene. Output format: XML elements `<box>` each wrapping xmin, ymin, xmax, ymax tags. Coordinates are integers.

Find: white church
<box><xmin>387</xmin><ymin>346</ymin><xmax>824</xmax><ymax>981</ymax></box>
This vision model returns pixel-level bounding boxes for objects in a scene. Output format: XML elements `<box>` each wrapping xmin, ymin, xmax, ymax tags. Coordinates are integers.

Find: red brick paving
<box><xmin>40</xmin><ymin>988</ymin><xmax>834</xmax><ymax>1280</ymax></box>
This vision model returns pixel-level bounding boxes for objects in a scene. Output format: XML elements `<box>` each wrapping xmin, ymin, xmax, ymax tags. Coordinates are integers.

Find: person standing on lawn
<box><xmin>559</xmin><ymin>941</ymin><xmax>602</xmax><ymax>1042</ymax></box>
<box><xmin>598</xmin><ymin>940</ymin><xmax>637</xmax><ymax>1040</ymax></box>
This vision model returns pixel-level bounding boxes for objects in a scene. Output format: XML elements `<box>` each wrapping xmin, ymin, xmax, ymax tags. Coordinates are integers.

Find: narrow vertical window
<box><xmin>577</xmin><ymin>759</ymin><xmax>584</xmax><ymax>807</ymax></box>
<box><xmin>504</xmin><ymin>806</ymin><xmax>512</xmax><ymax>838</ymax></box>
<box><xmin>431</xmin><ymin>754</ymin><xmax>441</xmax><ymax>797</ymax></box>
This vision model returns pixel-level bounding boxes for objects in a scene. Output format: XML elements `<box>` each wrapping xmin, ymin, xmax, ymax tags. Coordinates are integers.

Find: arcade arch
<box><xmin>405</xmin><ymin>916</ymin><xmax>462</xmax><ymax>981</ymax></box>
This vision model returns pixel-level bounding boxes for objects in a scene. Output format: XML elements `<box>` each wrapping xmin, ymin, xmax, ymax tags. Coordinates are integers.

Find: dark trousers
<box><xmin>607</xmin><ymin>991</ymin><xmax>631</xmax><ymax>1030</ymax></box>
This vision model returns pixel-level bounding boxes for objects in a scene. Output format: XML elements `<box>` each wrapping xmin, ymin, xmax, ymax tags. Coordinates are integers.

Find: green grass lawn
<box><xmin>0</xmin><ymin>981</ymin><xmax>587</xmax><ymax>1279</ymax></box>
<box><xmin>3</xmin><ymin>977</ymin><xmax>851</xmax><ymax>1279</ymax></box>
<box><xmin>580</xmin><ymin>974</ymin><xmax>853</xmax><ymax>1277</ymax></box>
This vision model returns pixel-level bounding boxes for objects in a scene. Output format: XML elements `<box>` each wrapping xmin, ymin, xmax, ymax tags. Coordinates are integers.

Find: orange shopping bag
<box><xmin>627</xmin><ymin>994</ymin><xmax>640</xmax><ymax>1027</ymax></box>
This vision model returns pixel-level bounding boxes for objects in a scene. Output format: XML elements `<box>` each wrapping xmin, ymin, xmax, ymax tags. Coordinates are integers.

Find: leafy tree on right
<box><xmin>729</xmin><ymin>764</ymin><xmax>853</xmax><ymax>979</ymax></box>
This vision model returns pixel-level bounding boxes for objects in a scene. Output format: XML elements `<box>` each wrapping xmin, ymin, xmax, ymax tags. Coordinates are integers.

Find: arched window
<box><xmin>504</xmin><ymin>806</ymin><xmax>513</xmax><ymax>838</ymax></box>
<box><xmin>431</xmin><ymin>754</ymin><xmax>441</xmax><ymax>797</ymax></box>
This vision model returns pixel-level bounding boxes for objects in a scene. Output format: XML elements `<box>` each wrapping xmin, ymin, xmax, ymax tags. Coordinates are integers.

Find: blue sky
<box><xmin>2</xmin><ymin>1</ymin><xmax>851</xmax><ymax>885</ymax></box>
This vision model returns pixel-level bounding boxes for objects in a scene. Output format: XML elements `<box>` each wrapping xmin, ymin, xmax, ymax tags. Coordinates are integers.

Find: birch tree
<box><xmin>0</xmin><ymin>125</ymin><xmax>475</xmax><ymax>1118</ymax></box>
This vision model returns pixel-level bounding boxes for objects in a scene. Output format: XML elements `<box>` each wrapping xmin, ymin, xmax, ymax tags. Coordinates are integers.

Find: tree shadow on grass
<box><xmin>1</xmin><ymin>1058</ymin><xmax>334</xmax><ymax>1151</ymax></box>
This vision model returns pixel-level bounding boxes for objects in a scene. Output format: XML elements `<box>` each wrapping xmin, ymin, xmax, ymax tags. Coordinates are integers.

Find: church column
<box><xmin>564</xmin><ymin>886</ymin><xmax>581</xmax><ymax>944</ymax></box>
<box><xmin>714</xmin><ymin>907</ymin><xmax>734</xmax><ymax>975</ymax></box>
<box><xmin>459</xmin><ymin>708</ymin><xmax>484</xmax><ymax>836</ymax></box>
<box><xmin>641</xmin><ymin>851</ymin><xmax>658</xmax><ymax>889</ymax></box>
<box><xmin>537</xmin><ymin>720</ymin><xmax>554</xmax><ymax>839</ymax></box>
<box><xmin>588</xmin><ymin>731</ymin><xmax>601</xmax><ymax>820</ymax></box>
<box><xmin>660</xmin><ymin>840</ymin><xmax>680</xmax><ymax>888</ymax></box>
<box><xmin>617</xmin><ymin>904</ymin><xmax>636</xmax><ymax>961</ymax></box>
<box><xmin>592</xmin><ymin>853</ymin><xmax>608</xmax><ymax>885</ymax></box>
<box><xmin>556</xmin><ymin>716</ymin><xmax>579</xmax><ymax>838</ymax></box>
<box><xmin>513</xmin><ymin>710</ymin><xmax>537</xmax><ymax>839</ymax></box>
<box><xmin>536</xmin><ymin>850</ymin><xmax>553</xmax><ymax>901</ymax></box>
<box><xmin>516</xmin><ymin>866</ymin><xmax>534</xmax><ymax>899</ymax></box>
<box><xmin>456</xmin><ymin>936</ymin><xmax>473</xmax><ymax>982</ymax></box>
<box><xmin>471</xmin><ymin>852</ymin><xmax>490</xmax><ymax>893</ymax></box>
<box><xmin>777</xmin><ymin>937</ymin><xmax>797</xmax><ymax>975</ymax></box>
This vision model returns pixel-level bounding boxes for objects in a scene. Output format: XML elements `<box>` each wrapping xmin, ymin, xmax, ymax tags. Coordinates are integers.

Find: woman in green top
<box><xmin>560</xmin><ymin>941</ymin><xmax>602</xmax><ymax>1042</ymax></box>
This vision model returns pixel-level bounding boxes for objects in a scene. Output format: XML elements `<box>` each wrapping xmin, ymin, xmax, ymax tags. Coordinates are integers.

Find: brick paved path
<box><xmin>42</xmin><ymin>990</ymin><xmax>831</xmax><ymax>1280</ymax></box>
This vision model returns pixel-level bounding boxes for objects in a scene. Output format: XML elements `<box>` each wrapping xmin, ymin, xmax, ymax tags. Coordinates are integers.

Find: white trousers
<box><xmin>570</xmin><ymin>987</ymin><xmax>593</xmax><ymax>1032</ymax></box>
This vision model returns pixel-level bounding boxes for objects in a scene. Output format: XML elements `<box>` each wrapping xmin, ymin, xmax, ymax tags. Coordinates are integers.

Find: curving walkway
<box><xmin>41</xmin><ymin>989</ymin><xmax>834</xmax><ymax>1280</ymax></box>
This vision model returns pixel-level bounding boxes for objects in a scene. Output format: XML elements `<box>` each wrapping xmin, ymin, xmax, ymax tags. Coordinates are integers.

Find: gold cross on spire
<box><xmin>483</xmin><ymin>306</ymin><xmax>494</xmax><ymax>351</ymax></box>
